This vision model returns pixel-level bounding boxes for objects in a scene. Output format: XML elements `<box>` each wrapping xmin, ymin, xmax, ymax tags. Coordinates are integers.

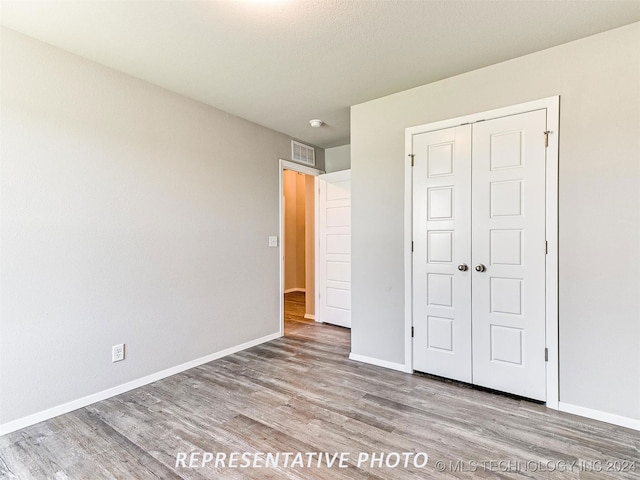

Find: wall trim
<box><xmin>303</xmin><ymin>314</ymin><xmax>316</xmax><ymax>321</ymax></box>
<box><xmin>284</xmin><ymin>288</ymin><xmax>306</xmax><ymax>293</ymax></box>
<box><xmin>349</xmin><ymin>353</ymin><xmax>412</xmax><ymax>373</ymax></box>
<box><xmin>558</xmin><ymin>402</ymin><xmax>640</xmax><ymax>431</ymax></box>
<box><xmin>0</xmin><ymin>331</ymin><xmax>282</xmax><ymax>437</ymax></box>
<box><xmin>314</xmin><ymin>175</ymin><xmax>321</xmax><ymax>324</ymax></box>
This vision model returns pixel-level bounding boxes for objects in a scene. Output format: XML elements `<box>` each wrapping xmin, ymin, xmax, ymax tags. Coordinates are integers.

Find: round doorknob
<box><xmin>475</xmin><ymin>264</ymin><xmax>486</xmax><ymax>272</ymax></box>
<box><xmin>457</xmin><ymin>264</ymin><xmax>468</xmax><ymax>271</ymax></box>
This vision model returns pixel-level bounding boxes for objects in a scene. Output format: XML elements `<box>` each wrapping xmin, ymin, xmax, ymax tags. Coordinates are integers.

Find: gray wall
<box><xmin>0</xmin><ymin>28</ymin><xmax>323</xmax><ymax>426</ymax></box>
<box><xmin>325</xmin><ymin>144</ymin><xmax>351</xmax><ymax>172</ymax></box>
<box><xmin>351</xmin><ymin>23</ymin><xmax>640</xmax><ymax>420</ymax></box>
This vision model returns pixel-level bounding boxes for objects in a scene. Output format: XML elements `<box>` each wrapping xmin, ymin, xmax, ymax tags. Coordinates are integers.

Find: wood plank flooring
<box><xmin>1</xmin><ymin>292</ymin><xmax>638</xmax><ymax>479</ymax></box>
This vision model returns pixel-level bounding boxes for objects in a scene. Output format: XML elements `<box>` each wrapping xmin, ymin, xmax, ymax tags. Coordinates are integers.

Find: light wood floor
<box><xmin>1</xmin><ymin>292</ymin><xmax>638</xmax><ymax>479</ymax></box>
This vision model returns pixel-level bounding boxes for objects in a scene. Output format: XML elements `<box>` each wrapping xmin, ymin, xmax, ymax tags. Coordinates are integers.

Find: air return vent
<box><xmin>291</xmin><ymin>140</ymin><xmax>315</xmax><ymax>166</ymax></box>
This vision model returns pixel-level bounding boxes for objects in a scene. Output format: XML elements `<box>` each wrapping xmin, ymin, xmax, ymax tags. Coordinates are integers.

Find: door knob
<box><xmin>457</xmin><ymin>264</ymin><xmax>468</xmax><ymax>271</ymax></box>
<box><xmin>475</xmin><ymin>264</ymin><xmax>486</xmax><ymax>272</ymax></box>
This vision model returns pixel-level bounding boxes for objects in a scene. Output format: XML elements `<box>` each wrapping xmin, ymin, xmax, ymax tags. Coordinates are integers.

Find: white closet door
<box><xmin>471</xmin><ymin>110</ymin><xmax>547</xmax><ymax>401</ymax></box>
<box><xmin>318</xmin><ymin>170</ymin><xmax>351</xmax><ymax>328</ymax></box>
<box><xmin>411</xmin><ymin>108</ymin><xmax>548</xmax><ymax>401</ymax></box>
<box><xmin>412</xmin><ymin>125</ymin><xmax>472</xmax><ymax>382</ymax></box>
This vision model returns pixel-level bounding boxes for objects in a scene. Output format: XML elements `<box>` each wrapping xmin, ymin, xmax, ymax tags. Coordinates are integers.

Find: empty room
<box><xmin>1</xmin><ymin>1</ymin><xmax>639</xmax><ymax>478</ymax></box>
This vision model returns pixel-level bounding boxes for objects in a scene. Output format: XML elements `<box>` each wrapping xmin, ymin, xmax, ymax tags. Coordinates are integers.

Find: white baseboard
<box><xmin>304</xmin><ymin>314</ymin><xmax>315</xmax><ymax>320</ymax></box>
<box><xmin>0</xmin><ymin>332</ymin><xmax>282</xmax><ymax>437</ymax></box>
<box><xmin>284</xmin><ymin>288</ymin><xmax>306</xmax><ymax>293</ymax></box>
<box><xmin>349</xmin><ymin>352</ymin><xmax>412</xmax><ymax>374</ymax></box>
<box><xmin>558</xmin><ymin>402</ymin><xmax>640</xmax><ymax>431</ymax></box>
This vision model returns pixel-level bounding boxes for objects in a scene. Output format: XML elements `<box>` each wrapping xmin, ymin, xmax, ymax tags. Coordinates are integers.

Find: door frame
<box><xmin>404</xmin><ymin>96</ymin><xmax>560</xmax><ymax>408</ymax></box>
<box><xmin>279</xmin><ymin>159</ymin><xmax>324</xmax><ymax>336</ymax></box>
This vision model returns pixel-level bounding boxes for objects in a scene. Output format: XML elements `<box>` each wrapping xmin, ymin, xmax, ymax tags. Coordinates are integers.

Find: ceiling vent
<box><xmin>291</xmin><ymin>140</ymin><xmax>315</xmax><ymax>166</ymax></box>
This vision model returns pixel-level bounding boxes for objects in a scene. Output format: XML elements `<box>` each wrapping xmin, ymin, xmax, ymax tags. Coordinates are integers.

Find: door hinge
<box><xmin>545</xmin><ymin>348</ymin><xmax>549</xmax><ymax>362</ymax></box>
<box><xmin>544</xmin><ymin>130</ymin><xmax>551</xmax><ymax>148</ymax></box>
<box><xmin>411</xmin><ymin>326</ymin><xmax>414</xmax><ymax>338</ymax></box>
<box><xmin>408</xmin><ymin>154</ymin><xmax>415</xmax><ymax>167</ymax></box>
<box><xmin>545</xmin><ymin>240</ymin><xmax>548</xmax><ymax>254</ymax></box>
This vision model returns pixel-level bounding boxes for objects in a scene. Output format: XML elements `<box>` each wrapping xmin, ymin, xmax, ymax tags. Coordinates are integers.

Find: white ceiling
<box><xmin>1</xmin><ymin>1</ymin><xmax>639</xmax><ymax>148</ymax></box>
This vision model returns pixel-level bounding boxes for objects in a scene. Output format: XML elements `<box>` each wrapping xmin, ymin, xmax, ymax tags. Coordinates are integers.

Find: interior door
<box><xmin>471</xmin><ymin>110</ymin><xmax>547</xmax><ymax>400</ymax></box>
<box><xmin>412</xmin><ymin>125</ymin><xmax>472</xmax><ymax>382</ymax></box>
<box><xmin>317</xmin><ymin>170</ymin><xmax>351</xmax><ymax>328</ymax></box>
<box><xmin>412</xmin><ymin>109</ymin><xmax>548</xmax><ymax>401</ymax></box>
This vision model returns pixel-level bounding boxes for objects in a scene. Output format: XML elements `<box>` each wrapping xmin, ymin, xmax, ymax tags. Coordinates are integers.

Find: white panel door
<box><xmin>411</xmin><ymin>109</ymin><xmax>548</xmax><ymax>401</ymax></box>
<box><xmin>471</xmin><ymin>110</ymin><xmax>547</xmax><ymax>400</ymax></box>
<box><xmin>412</xmin><ymin>125</ymin><xmax>472</xmax><ymax>382</ymax></box>
<box><xmin>318</xmin><ymin>170</ymin><xmax>351</xmax><ymax>328</ymax></box>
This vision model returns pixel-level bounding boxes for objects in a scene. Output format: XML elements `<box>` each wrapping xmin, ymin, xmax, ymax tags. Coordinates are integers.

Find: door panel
<box><xmin>412</xmin><ymin>125</ymin><xmax>472</xmax><ymax>382</ymax></box>
<box><xmin>318</xmin><ymin>170</ymin><xmax>351</xmax><ymax>328</ymax></box>
<box><xmin>471</xmin><ymin>110</ymin><xmax>547</xmax><ymax>400</ymax></box>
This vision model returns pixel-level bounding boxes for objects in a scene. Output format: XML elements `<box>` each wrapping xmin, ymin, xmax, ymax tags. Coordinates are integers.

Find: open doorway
<box><xmin>282</xmin><ymin>169</ymin><xmax>315</xmax><ymax>335</ymax></box>
<box><xmin>278</xmin><ymin>160</ymin><xmax>322</xmax><ymax>337</ymax></box>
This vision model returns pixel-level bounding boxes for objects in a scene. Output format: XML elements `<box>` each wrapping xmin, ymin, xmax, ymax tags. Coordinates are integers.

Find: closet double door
<box><xmin>412</xmin><ymin>109</ymin><xmax>547</xmax><ymax>401</ymax></box>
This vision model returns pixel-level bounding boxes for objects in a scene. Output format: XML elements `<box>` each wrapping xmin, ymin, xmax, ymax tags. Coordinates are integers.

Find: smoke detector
<box><xmin>309</xmin><ymin>119</ymin><xmax>323</xmax><ymax>128</ymax></box>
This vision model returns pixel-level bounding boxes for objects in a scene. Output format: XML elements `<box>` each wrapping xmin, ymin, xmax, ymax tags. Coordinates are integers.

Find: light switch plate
<box><xmin>268</xmin><ymin>236</ymin><xmax>278</xmax><ymax>247</ymax></box>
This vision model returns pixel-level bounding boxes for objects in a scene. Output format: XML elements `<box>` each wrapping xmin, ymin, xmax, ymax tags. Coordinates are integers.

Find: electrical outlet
<box><xmin>112</xmin><ymin>344</ymin><xmax>125</xmax><ymax>362</ymax></box>
<box><xmin>268</xmin><ymin>236</ymin><xmax>278</xmax><ymax>247</ymax></box>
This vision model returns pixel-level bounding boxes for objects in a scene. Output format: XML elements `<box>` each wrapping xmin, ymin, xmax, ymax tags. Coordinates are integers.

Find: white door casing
<box><xmin>278</xmin><ymin>159</ymin><xmax>323</xmax><ymax>337</ymax></box>
<box><xmin>412</xmin><ymin>125</ymin><xmax>472</xmax><ymax>382</ymax></box>
<box><xmin>317</xmin><ymin>170</ymin><xmax>351</xmax><ymax>328</ymax></box>
<box><xmin>408</xmin><ymin>98</ymin><xmax>558</xmax><ymax>403</ymax></box>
